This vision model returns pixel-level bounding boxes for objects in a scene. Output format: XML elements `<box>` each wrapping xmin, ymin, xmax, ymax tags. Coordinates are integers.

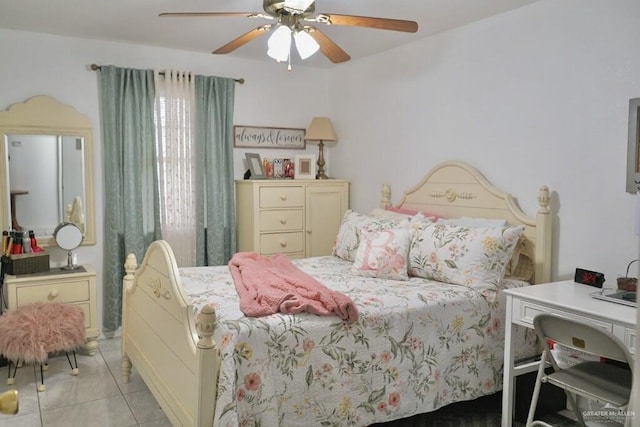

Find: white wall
<box><xmin>0</xmin><ymin>28</ymin><xmax>330</xmax><ymax>332</ymax></box>
<box><xmin>2</xmin><ymin>0</ymin><xmax>640</xmax><ymax>331</ymax></box>
<box><xmin>328</xmin><ymin>0</ymin><xmax>640</xmax><ymax>284</ymax></box>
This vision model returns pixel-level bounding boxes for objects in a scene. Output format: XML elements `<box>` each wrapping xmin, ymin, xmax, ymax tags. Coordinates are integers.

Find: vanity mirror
<box><xmin>0</xmin><ymin>96</ymin><xmax>95</xmax><ymax>247</ymax></box>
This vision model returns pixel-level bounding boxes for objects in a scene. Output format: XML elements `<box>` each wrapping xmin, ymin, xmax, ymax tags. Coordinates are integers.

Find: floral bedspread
<box><xmin>180</xmin><ymin>256</ymin><xmax>536</xmax><ymax>427</ymax></box>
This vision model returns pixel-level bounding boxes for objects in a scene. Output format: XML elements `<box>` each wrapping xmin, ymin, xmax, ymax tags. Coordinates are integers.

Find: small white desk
<box><xmin>501</xmin><ymin>281</ymin><xmax>637</xmax><ymax>427</ymax></box>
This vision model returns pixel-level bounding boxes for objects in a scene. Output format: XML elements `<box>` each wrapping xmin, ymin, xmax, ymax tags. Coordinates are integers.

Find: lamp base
<box><xmin>316</xmin><ymin>141</ymin><xmax>327</xmax><ymax>180</ymax></box>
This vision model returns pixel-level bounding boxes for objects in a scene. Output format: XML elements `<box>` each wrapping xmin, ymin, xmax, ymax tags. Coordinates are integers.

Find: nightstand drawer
<box><xmin>260</xmin><ymin>186</ymin><xmax>304</xmax><ymax>208</ymax></box>
<box><xmin>15</xmin><ymin>280</ymin><xmax>90</xmax><ymax>306</ymax></box>
<box><xmin>77</xmin><ymin>302</ymin><xmax>92</xmax><ymax>329</ymax></box>
<box><xmin>260</xmin><ymin>232</ymin><xmax>304</xmax><ymax>254</ymax></box>
<box><xmin>4</xmin><ymin>265</ymin><xmax>100</xmax><ymax>355</ymax></box>
<box><xmin>259</xmin><ymin>209</ymin><xmax>303</xmax><ymax>231</ymax></box>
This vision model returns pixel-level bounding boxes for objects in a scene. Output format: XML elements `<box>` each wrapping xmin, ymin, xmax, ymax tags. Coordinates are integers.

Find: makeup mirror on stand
<box><xmin>53</xmin><ymin>222</ymin><xmax>83</xmax><ymax>269</ymax></box>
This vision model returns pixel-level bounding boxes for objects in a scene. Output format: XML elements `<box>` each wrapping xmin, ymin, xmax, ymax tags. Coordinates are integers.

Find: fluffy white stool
<box><xmin>0</xmin><ymin>302</ymin><xmax>85</xmax><ymax>391</ymax></box>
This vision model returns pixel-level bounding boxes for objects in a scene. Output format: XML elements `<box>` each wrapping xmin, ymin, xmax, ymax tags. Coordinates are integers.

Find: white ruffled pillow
<box><xmin>408</xmin><ymin>217</ymin><xmax>524</xmax><ymax>291</ymax></box>
<box><xmin>351</xmin><ymin>227</ymin><xmax>411</xmax><ymax>280</ymax></box>
<box><xmin>333</xmin><ymin>210</ymin><xmax>408</xmax><ymax>262</ymax></box>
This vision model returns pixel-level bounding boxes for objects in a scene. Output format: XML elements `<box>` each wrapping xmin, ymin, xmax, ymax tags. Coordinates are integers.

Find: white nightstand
<box><xmin>3</xmin><ymin>265</ymin><xmax>99</xmax><ymax>355</ymax></box>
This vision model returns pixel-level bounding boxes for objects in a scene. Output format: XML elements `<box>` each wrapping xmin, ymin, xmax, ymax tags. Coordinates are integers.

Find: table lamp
<box><xmin>304</xmin><ymin>117</ymin><xmax>337</xmax><ymax>179</ymax></box>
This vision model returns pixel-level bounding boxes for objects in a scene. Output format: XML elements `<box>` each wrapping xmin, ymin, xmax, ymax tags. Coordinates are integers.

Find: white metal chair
<box><xmin>526</xmin><ymin>313</ymin><xmax>633</xmax><ymax>427</ymax></box>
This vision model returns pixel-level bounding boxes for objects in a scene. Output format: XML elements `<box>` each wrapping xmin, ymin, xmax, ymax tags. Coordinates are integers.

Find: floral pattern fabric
<box><xmin>181</xmin><ymin>256</ymin><xmax>536</xmax><ymax>427</ymax></box>
<box><xmin>408</xmin><ymin>218</ymin><xmax>524</xmax><ymax>299</ymax></box>
<box><xmin>333</xmin><ymin>210</ymin><xmax>408</xmax><ymax>262</ymax></box>
<box><xmin>351</xmin><ymin>227</ymin><xmax>411</xmax><ymax>280</ymax></box>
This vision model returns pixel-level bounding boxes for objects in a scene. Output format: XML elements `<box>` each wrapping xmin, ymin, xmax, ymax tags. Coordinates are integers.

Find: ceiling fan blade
<box><xmin>318</xmin><ymin>14</ymin><xmax>418</xmax><ymax>33</ymax></box>
<box><xmin>213</xmin><ymin>25</ymin><xmax>272</xmax><ymax>54</ymax></box>
<box><xmin>308</xmin><ymin>27</ymin><xmax>351</xmax><ymax>63</ymax></box>
<box><xmin>160</xmin><ymin>12</ymin><xmax>259</xmax><ymax>18</ymax></box>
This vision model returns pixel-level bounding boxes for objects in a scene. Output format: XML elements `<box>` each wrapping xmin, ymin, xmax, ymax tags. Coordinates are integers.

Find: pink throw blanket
<box><xmin>228</xmin><ymin>252</ymin><xmax>359</xmax><ymax>322</ymax></box>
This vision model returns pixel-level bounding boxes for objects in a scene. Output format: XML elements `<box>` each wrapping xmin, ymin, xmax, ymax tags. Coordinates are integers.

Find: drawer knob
<box><xmin>306</xmin><ymin>229</ymin><xmax>312</xmax><ymax>234</ymax></box>
<box><xmin>280</xmin><ymin>194</ymin><xmax>287</xmax><ymax>201</ymax></box>
<box><xmin>280</xmin><ymin>218</ymin><xmax>287</xmax><ymax>224</ymax></box>
<box><xmin>280</xmin><ymin>240</ymin><xmax>287</xmax><ymax>247</ymax></box>
<box><xmin>49</xmin><ymin>289</ymin><xmax>59</xmax><ymax>300</ymax></box>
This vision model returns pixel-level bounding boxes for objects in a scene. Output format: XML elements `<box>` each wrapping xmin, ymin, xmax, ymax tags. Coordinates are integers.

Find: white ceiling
<box><xmin>0</xmin><ymin>0</ymin><xmax>539</xmax><ymax>68</ymax></box>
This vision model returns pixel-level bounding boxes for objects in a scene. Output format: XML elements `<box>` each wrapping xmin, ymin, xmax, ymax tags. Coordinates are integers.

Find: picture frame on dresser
<box><xmin>294</xmin><ymin>154</ymin><xmax>316</xmax><ymax>179</ymax></box>
<box><xmin>245</xmin><ymin>152</ymin><xmax>266</xmax><ymax>179</ymax></box>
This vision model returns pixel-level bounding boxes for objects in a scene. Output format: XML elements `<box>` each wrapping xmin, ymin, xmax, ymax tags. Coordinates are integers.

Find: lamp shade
<box><xmin>294</xmin><ymin>31</ymin><xmax>320</xmax><ymax>60</ymax></box>
<box><xmin>267</xmin><ymin>26</ymin><xmax>292</xmax><ymax>62</ymax></box>
<box><xmin>304</xmin><ymin>117</ymin><xmax>337</xmax><ymax>143</ymax></box>
<box><xmin>284</xmin><ymin>0</ymin><xmax>315</xmax><ymax>13</ymax></box>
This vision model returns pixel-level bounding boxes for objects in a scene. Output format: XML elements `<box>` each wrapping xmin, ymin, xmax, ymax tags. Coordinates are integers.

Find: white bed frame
<box><xmin>120</xmin><ymin>161</ymin><xmax>554</xmax><ymax>426</ymax></box>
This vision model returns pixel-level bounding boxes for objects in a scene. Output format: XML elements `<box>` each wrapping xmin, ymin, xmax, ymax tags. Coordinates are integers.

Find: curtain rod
<box><xmin>89</xmin><ymin>64</ymin><xmax>245</xmax><ymax>85</ymax></box>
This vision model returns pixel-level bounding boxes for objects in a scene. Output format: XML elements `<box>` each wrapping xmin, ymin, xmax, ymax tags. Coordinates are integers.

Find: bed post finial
<box><xmin>537</xmin><ymin>185</ymin><xmax>550</xmax><ymax>214</ymax></box>
<box><xmin>123</xmin><ymin>253</ymin><xmax>138</xmax><ymax>294</ymax></box>
<box><xmin>196</xmin><ymin>304</ymin><xmax>217</xmax><ymax>349</ymax></box>
<box><xmin>124</xmin><ymin>253</ymin><xmax>137</xmax><ymax>275</ymax></box>
<box><xmin>381</xmin><ymin>184</ymin><xmax>391</xmax><ymax>208</ymax></box>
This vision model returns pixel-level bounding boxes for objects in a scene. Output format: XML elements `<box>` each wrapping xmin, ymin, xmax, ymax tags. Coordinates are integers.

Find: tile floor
<box><xmin>0</xmin><ymin>337</ymin><xmax>171</xmax><ymax>427</ymax></box>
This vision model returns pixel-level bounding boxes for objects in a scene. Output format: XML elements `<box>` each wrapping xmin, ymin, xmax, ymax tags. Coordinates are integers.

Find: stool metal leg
<box><xmin>37</xmin><ymin>363</ymin><xmax>45</xmax><ymax>392</ymax></box>
<box><xmin>66</xmin><ymin>351</ymin><xmax>79</xmax><ymax>376</ymax></box>
<box><xmin>6</xmin><ymin>360</ymin><xmax>17</xmax><ymax>386</ymax></box>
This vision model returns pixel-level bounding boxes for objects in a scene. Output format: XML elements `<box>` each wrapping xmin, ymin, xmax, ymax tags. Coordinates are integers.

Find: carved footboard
<box><xmin>121</xmin><ymin>240</ymin><xmax>220</xmax><ymax>427</ymax></box>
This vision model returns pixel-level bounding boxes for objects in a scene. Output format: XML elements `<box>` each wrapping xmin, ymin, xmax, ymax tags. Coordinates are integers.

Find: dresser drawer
<box><xmin>260</xmin><ymin>232</ymin><xmax>304</xmax><ymax>254</ymax></box>
<box><xmin>15</xmin><ymin>280</ymin><xmax>90</xmax><ymax>306</ymax></box>
<box><xmin>259</xmin><ymin>209</ymin><xmax>303</xmax><ymax>232</ymax></box>
<box><xmin>512</xmin><ymin>299</ymin><xmax>613</xmax><ymax>333</ymax></box>
<box><xmin>260</xmin><ymin>186</ymin><xmax>304</xmax><ymax>208</ymax></box>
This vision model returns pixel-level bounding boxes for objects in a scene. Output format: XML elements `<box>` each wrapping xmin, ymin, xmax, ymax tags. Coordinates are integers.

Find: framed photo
<box><xmin>245</xmin><ymin>152</ymin><xmax>266</xmax><ymax>179</ymax></box>
<box><xmin>294</xmin><ymin>154</ymin><xmax>316</xmax><ymax>180</ymax></box>
<box><xmin>234</xmin><ymin>126</ymin><xmax>306</xmax><ymax>149</ymax></box>
<box><xmin>627</xmin><ymin>98</ymin><xmax>640</xmax><ymax>193</ymax></box>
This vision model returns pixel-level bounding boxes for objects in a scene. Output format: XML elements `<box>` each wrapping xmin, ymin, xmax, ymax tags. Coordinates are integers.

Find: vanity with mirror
<box><xmin>0</xmin><ymin>95</ymin><xmax>96</xmax><ymax>247</ymax></box>
<box><xmin>0</xmin><ymin>96</ymin><xmax>99</xmax><ymax>354</ymax></box>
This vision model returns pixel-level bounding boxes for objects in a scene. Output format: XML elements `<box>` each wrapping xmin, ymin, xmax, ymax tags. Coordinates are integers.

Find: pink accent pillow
<box><xmin>385</xmin><ymin>206</ymin><xmax>440</xmax><ymax>220</ymax></box>
<box><xmin>351</xmin><ymin>227</ymin><xmax>411</xmax><ymax>281</ymax></box>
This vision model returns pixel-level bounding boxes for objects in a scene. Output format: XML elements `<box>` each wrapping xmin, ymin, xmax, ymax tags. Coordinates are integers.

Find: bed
<box><xmin>120</xmin><ymin>160</ymin><xmax>554</xmax><ymax>426</ymax></box>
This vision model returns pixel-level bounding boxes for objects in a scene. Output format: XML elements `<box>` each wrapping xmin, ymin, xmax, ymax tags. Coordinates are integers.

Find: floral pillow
<box><xmin>352</xmin><ymin>227</ymin><xmax>411</xmax><ymax>280</ymax></box>
<box><xmin>408</xmin><ymin>217</ymin><xmax>525</xmax><ymax>291</ymax></box>
<box><xmin>333</xmin><ymin>210</ymin><xmax>408</xmax><ymax>262</ymax></box>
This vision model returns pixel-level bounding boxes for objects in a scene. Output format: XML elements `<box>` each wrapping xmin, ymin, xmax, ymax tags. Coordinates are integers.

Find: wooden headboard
<box><xmin>380</xmin><ymin>161</ymin><xmax>553</xmax><ymax>284</ymax></box>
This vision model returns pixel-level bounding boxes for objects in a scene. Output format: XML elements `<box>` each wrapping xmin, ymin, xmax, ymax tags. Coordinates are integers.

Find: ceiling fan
<box><xmin>160</xmin><ymin>0</ymin><xmax>418</xmax><ymax>65</ymax></box>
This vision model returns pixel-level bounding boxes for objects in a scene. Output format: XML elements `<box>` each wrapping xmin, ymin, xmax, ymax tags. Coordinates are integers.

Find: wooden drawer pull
<box><xmin>49</xmin><ymin>289</ymin><xmax>59</xmax><ymax>300</ymax></box>
<box><xmin>279</xmin><ymin>194</ymin><xmax>288</xmax><ymax>201</ymax></box>
<box><xmin>280</xmin><ymin>218</ymin><xmax>287</xmax><ymax>224</ymax></box>
<box><xmin>280</xmin><ymin>240</ymin><xmax>287</xmax><ymax>247</ymax></box>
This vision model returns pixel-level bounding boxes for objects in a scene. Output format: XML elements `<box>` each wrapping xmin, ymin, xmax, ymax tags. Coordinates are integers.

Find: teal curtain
<box><xmin>99</xmin><ymin>66</ymin><xmax>160</xmax><ymax>331</ymax></box>
<box><xmin>194</xmin><ymin>76</ymin><xmax>236</xmax><ymax>266</ymax></box>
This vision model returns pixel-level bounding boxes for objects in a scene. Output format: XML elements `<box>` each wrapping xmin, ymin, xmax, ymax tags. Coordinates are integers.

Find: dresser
<box><xmin>3</xmin><ymin>265</ymin><xmax>99</xmax><ymax>355</ymax></box>
<box><xmin>235</xmin><ymin>179</ymin><xmax>349</xmax><ymax>258</ymax></box>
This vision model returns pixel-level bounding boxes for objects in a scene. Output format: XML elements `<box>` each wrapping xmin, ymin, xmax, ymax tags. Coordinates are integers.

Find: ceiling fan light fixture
<box><xmin>294</xmin><ymin>30</ymin><xmax>319</xmax><ymax>59</ymax></box>
<box><xmin>267</xmin><ymin>25</ymin><xmax>292</xmax><ymax>61</ymax></box>
<box><xmin>283</xmin><ymin>0</ymin><xmax>315</xmax><ymax>14</ymax></box>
